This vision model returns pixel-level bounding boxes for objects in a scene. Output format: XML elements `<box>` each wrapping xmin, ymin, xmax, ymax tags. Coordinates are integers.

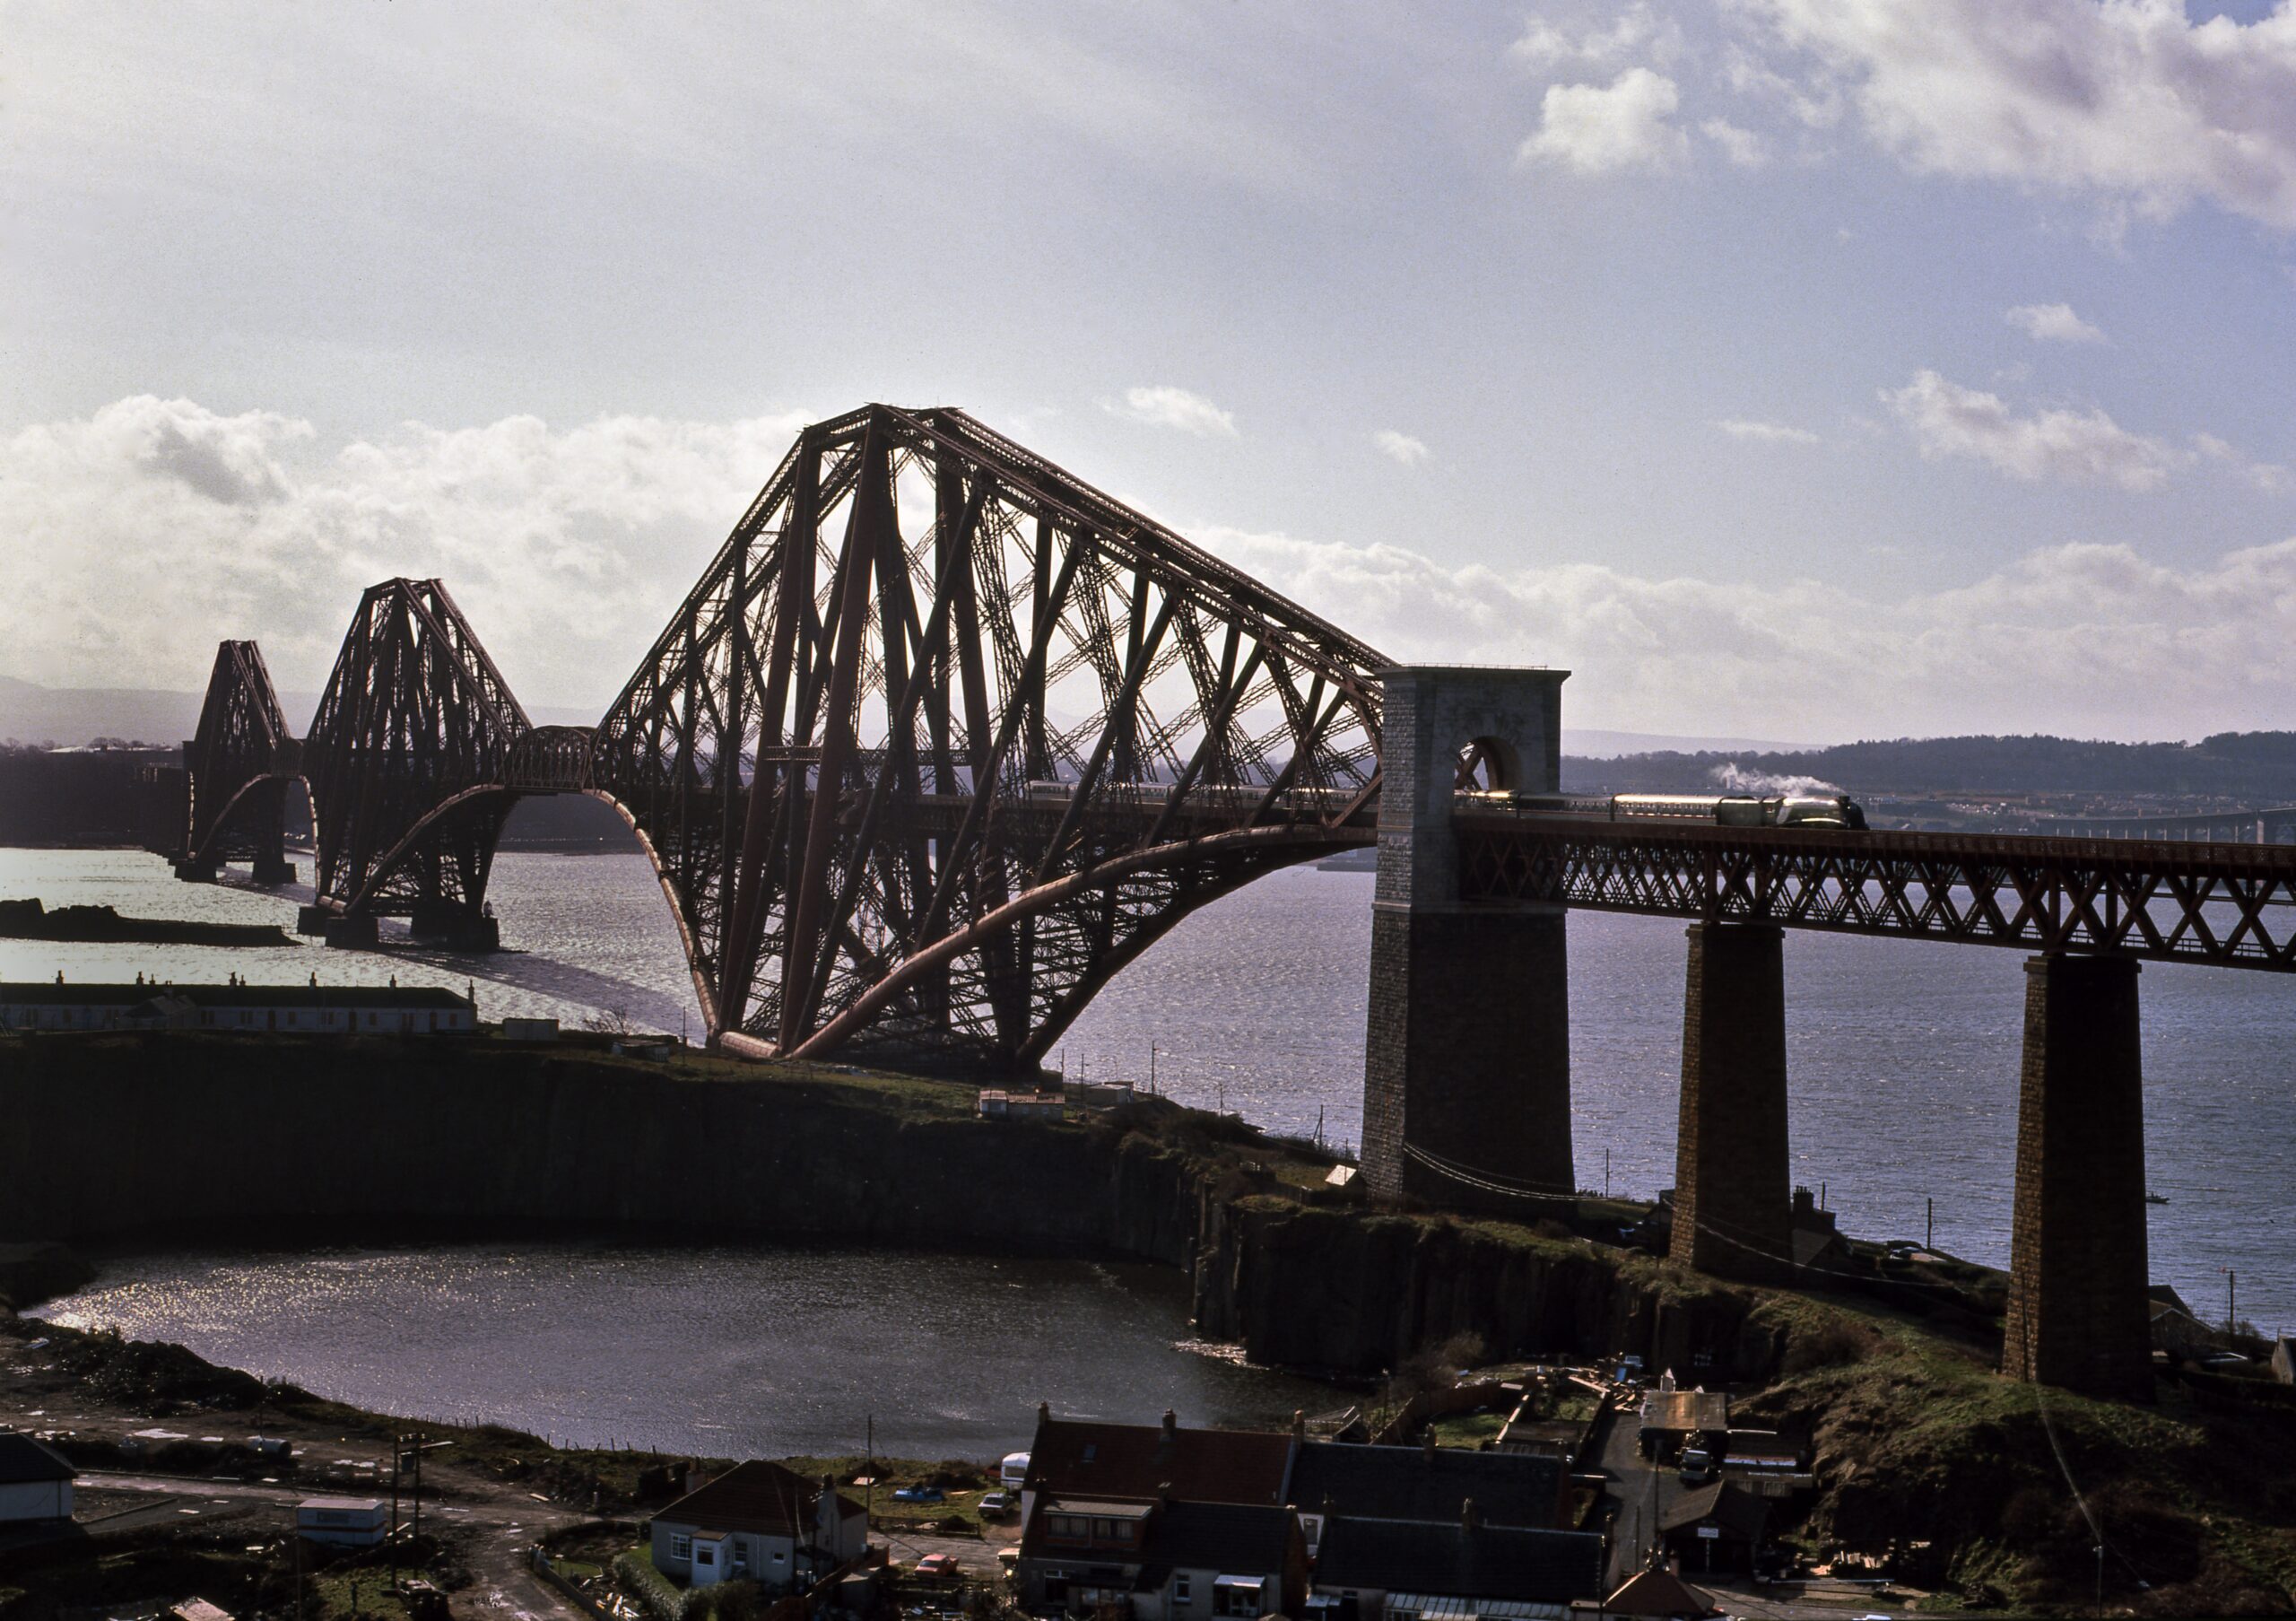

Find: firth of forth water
<box><xmin>8</xmin><ymin>842</ymin><xmax>2292</xmax><ymax>1448</ymax></box>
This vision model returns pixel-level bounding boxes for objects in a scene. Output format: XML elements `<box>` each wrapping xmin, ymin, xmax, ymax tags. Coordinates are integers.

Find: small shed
<box><xmin>978</xmin><ymin>1089</ymin><xmax>1065</xmax><ymax>1122</ymax></box>
<box><xmin>1636</xmin><ymin>1391</ymin><xmax>1728</xmax><ymax>1461</ymax></box>
<box><xmin>0</xmin><ymin>1433</ymin><xmax>75</xmax><ymax>1523</ymax></box>
<box><xmin>296</xmin><ymin>1497</ymin><xmax>388</xmax><ymax>1546</ymax></box>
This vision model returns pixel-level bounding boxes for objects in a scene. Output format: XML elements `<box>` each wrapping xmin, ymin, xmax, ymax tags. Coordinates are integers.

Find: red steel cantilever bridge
<box><xmin>152</xmin><ymin>403</ymin><xmax>2296</xmax><ymax>1071</ymax></box>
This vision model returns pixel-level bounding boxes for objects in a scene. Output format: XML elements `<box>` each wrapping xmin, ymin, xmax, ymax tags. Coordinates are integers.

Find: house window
<box><xmin>1173</xmin><ymin>1575</ymin><xmax>1193</xmax><ymax>1606</ymax></box>
<box><xmin>670</xmin><ymin>1533</ymin><xmax>692</xmax><ymax>1560</ymax></box>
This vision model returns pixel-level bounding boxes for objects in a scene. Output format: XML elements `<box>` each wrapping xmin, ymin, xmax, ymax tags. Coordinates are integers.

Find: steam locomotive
<box><xmin>1462</xmin><ymin>790</ymin><xmax>1870</xmax><ymax>831</ymax></box>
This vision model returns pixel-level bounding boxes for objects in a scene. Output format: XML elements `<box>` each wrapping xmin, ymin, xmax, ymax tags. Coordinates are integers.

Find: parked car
<box><xmin>978</xmin><ymin>1491</ymin><xmax>1011</xmax><ymax>1517</ymax></box>
<box><xmin>916</xmin><ymin>1554</ymin><xmax>960</xmax><ymax>1580</ymax></box>
<box><xmin>893</xmin><ymin>1484</ymin><xmax>945</xmax><ymax>1503</ymax></box>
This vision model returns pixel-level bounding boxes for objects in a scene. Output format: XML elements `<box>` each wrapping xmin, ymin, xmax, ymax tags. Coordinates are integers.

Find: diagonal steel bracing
<box><xmin>588</xmin><ymin>404</ymin><xmax>1389</xmax><ymax>1067</ymax></box>
<box><xmin>304</xmin><ymin>579</ymin><xmax>552</xmax><ymax>926</ymax></box>
<box><xmin>179</xmin><ymin>640</ymin><xmax>304</xmax><ymax>868</ymax></box>
<box><xmin>1454</xmin><ymin>813</ymin><xmax>2296</xmax><ymax>971</ymax></box>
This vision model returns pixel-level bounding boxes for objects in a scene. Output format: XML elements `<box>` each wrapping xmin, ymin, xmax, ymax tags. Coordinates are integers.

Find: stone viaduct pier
<box><xmin>1359</xmin><ymin>665</ymin><xmax>2295</xmax><ymax>1405</ymax></box>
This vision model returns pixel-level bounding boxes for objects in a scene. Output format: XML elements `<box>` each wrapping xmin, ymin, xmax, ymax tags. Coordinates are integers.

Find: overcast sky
<box><xmin>7</xmin><ymin>1</ymin><xmax>2296</xmax><ymax>743</ymax></box>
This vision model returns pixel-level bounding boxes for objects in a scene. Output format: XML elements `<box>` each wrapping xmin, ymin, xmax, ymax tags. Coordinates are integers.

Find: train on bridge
<box><xmin>1460</xmin><ymin>789</ymin><xmax>1871</xmax><ymax>831</ymax></box>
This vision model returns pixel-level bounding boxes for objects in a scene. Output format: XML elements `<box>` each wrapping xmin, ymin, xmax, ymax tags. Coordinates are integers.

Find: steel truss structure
<box><xmin>152</xmin><ymin>404</ymin><xmax>2296</xmax><ymax>1065</ymax></box>
<box><xmin>589</xmin><ymin>405</ymin><xmax>1387</xmax><ymax>1066</ymax></box>
<box><xmin>1455</xmin><ymin>813</ymin><xmax>2296</xmax><ymax>972</ymax></box>
<box><xmin>179</xmin><ymin>641</ymin><xmax>302</xmax><ymax>868</ymax></box>
<box><xmin>304</xmin><ymin>579</ymin><xmax>544</xmax><ymax>928</ymax></box>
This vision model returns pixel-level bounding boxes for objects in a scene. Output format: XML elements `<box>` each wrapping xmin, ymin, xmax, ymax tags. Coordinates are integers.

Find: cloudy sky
<box><xmin>7</xmin><ymin>0</ymin><xmax>2296</xmax><ymax>743</ymax></box>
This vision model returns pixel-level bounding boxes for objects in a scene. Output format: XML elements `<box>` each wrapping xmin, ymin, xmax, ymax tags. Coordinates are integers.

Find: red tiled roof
<box><xmin>657</xmin><ymin>1460</ymin><xmax>865</xmax><ymax>1539</ymax></box>
<box><xmin>1024</xmin><ymin>1414</ymin><xmax>1292</xmax><ymax>1506</ymax></box>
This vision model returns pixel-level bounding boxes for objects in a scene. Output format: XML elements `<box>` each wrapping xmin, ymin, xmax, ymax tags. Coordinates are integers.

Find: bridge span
<box><xmin>139</xmin><ymin>403</ymin><xmax>2296</xmax><ymax>1405</ymax></box>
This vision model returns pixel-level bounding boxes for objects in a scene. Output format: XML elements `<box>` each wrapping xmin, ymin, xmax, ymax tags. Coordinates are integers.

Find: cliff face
<box><xmin>0</xmin><ymin>1039</ymin><xmax>1128</xmax><ymax>1252</ymax></box>
<box><xmin>1189</xmin><ymin>1197</ymin><xmax>1785</xmax><ymax>1378</ymax></box>
<box><xmin>0</xmin><ymin>1035</ymin><xmax>1779</xmax><ymax>1380</ymax></box>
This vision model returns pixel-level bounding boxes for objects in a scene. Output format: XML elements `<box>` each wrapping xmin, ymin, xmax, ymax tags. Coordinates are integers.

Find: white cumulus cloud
<box><xmin>1373</xmin><ymin>430</ymin><xmax>1430</xmax><ymax>466</ymax></box>
<box><xmin>1518</xmin><ymin>67</ymin><xmax>1689</xmax><ymax>174</ymax></box>
<box><xmin>1103</xmin><ymin>385</ymin><xmax>1239</xmax><ymax>438</ymax></box>
<box><xmin>1737</xmin><ymin>0</ymin><xmax>2296</xmax><ymax>230</ymax></box>
<box><xmin>1700</xmin><ymin>118</ymin><xmax>1771</xmax><ymax>167</ymax></box>
<box><xmin>1191</xmin><ymin>523</ymin><xmax>2296</xmax><ymax>740</ymax></box>
<box><xmin>0</xmin><ymin>395</ymin><xmax>810</xmax><ymax>706</ymax></box>
<box><xmin>2006</xmin><ymin>301</ymin><xmax>2108</xmax><ymax>344</ymax></box>
<box><xmin>1716</xmin><ymin>417</ymin><xmax>1821</xmax><ymax>445</ymax></box>
<box><xmin>1509</xmin><ymin>4</ymin><xmax>1683</xmax><ymax>70</ymax></box>
<box><xmin>1881</xmin><ymin>369</ymin><xmax>2191</xmax><ymax>491</ymax></box>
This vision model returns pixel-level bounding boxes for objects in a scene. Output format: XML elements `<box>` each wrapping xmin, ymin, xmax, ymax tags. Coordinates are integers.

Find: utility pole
<box><xmin>1926</xmin><ymin>1196</ymin><xmax>1935</xmax><ymax>1252</ymax></box>
<box><xmin>1604</xmin><ymin>1149</ymin><xmax>1610</xmax><ymax>1200</ymax></box>
<box><xmin>2223</xmin><ymin>1267</ymin><xmax>2238</xmax><ymax>1334</ymax></box>
<box><xmin>1149</xmin><ymin>1042</ymin><xmax>1157</xmax><ymax>1094</ymax></box>
<box><xmin>389</xmin><ymin>1436</ymin><xmax>402</xmax><ymax>1588</ymax></box>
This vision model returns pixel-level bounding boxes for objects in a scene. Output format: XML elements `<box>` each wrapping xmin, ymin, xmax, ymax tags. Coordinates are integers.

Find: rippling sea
<box><xmin>6</xmin><ymin>840</ymin><xmax>2292</xmax><ymax>1444</ymax></box>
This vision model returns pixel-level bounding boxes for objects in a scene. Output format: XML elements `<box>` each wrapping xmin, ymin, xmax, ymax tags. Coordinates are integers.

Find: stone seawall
<box><xmin>0</xmin><ymin>1035</ymin><xmax>1780</xmax><ymax>1381</ymax></box>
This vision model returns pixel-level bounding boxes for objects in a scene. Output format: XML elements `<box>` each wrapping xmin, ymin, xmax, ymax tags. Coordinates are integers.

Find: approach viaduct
<box><xmin>142</xmin><ymin>403</ymin><xmax>2296</xmax><ymax>1405</ymax></box>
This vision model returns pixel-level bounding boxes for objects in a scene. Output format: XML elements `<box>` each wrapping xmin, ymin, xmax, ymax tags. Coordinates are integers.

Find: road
<box><xmin>74</xmin><ymin>1469</ymin><xmax>587</xmax><ymax>1621</ymax></box>
<box><xmin>1589</xmin><ymin>1402</ymin><xmax>1685</xmax><ymax>1589</ymax></box>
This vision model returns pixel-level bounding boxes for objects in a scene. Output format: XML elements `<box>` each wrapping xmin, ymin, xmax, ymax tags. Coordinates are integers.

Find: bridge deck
<box><xmin>1453</xmin><ymin>811</ymin><xmax>2296</xmax><ymax>972</ymax></box>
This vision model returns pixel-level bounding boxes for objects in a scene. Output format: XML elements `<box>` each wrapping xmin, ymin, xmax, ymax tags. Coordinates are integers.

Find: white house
<box><xmin>650</xmin><ymin>1461</ymin><xmax>869</xmax><ymax>1594</ymax></box>
<box><xmin>0</xmin><ymin>980</ymin><xmax>475</xmax><ymax>1035</ymax></box>
<box><xmin>0</xmin><ymin>1433</ymin><xmax>76</xmax><ymax>1523</ymax></box>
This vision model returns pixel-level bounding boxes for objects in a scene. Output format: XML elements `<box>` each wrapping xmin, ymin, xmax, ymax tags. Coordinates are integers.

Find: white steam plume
<box><xmin>1710</xmin><ymin>762</ymin><xmax>1842</xmax><ymax>797</ymax></box>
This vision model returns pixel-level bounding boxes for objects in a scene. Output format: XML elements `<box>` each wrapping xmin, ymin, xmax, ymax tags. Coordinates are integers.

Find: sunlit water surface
<box><xmin>32</xmin><ymin>1245</ymin><xmax>1334</xmax><ymax>1458</ymax></box>
<box><xmin>5</xmin><ymin>841</ymin><xmax>2292</xmax><ymax>1433</ymax></box>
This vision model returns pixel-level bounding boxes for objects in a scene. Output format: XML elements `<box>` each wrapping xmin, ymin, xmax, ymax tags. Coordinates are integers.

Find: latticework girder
<box><xmin>589</xmin><ymin>404</ymin><xmax>1390</xmax><ymax>1065</ymax></box>
<box><xmin>305</xmin><ymin>579</ymin><xmax>541</xmax><ymax>921</ymax></box>
<box><xmin>181</xmin><ymin>641</ymin><xmax>301</xmax><ymax>866</ymax></box>
<box><xmin>1456</xmin><ymin>813</ymin><xmax>2296</xmax><ymax>971</ymax></box>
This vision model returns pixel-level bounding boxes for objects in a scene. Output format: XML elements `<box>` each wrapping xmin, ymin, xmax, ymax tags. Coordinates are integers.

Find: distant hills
<box><xmin>0</xmin><ymin>674</ymin><xmax>601</xmax><ymax>747</ymax></box>
<box><xmin>12</xmin><ymin>671</ymin><xmax>2296</xmax><ymax>807</ymax></box>
<box><xmin>1561</xmin><ymin>732</ymin><xmax>2296</xmax><ymax>803</ymax></box>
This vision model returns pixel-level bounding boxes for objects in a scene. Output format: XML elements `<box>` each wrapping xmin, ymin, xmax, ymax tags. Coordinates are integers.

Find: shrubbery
<box><xmin>613</xmin><ymin>1550</ymin><xmax>684</xmax><ymax>1621</ymax></box>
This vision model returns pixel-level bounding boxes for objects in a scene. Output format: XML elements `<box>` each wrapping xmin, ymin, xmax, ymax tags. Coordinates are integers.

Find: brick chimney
<box><xmin>1162</xmin><ymin>1408</ymin><xmax>1178</xmax><ymax>1439</ymax></box>
<box><xmin>1460</xmin><ymin>1497</ymin><xmax>1479</xmax><ymax>1535</ymax></box>
<box><xmin>1292</xmin><ymin>1409</ymin><xmax>1307</xmax><ymax>1443</ymax></box>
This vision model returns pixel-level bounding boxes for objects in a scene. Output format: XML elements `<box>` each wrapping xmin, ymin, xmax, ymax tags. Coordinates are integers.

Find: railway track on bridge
<box><xmin>1453</xmin><ymin>811</ymin><xmax>2296</xmax><ymax>970</ymax></box>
